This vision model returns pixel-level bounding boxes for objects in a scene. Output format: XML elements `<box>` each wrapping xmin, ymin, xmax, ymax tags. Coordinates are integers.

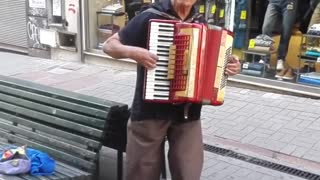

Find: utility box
<box><xmin>41</xmin><ymin>0</ymin><xmax>79</xmax><ymax>53</ymax></box>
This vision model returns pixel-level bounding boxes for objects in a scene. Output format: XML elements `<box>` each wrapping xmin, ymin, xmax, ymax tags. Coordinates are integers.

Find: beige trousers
<box><xmin>126</xmin><ymin>119</ymin><xmax>204</xmax><ymax>180</ymax></box>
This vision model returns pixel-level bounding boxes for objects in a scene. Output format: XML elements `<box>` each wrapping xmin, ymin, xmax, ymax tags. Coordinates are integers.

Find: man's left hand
<box><xmin>225</xmin><ymin>55</ymin><xmax>240</xmax><ymax>76</ymax></box>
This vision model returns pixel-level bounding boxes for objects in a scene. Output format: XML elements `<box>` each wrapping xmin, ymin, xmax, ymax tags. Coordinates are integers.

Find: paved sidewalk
<box><xmin>200</xmin><ymin>151</ymin><xmax>306</xmax><ymax>180</ymax></box>
<box><xmin>101</xmin><ymin>147</ymin><xmax>306</xmax><ymax>180</ymax></box>
<box><xmin>1</xmin><ymin>51</ymin><xmax>320</xmax><ymax>179</ymax></box>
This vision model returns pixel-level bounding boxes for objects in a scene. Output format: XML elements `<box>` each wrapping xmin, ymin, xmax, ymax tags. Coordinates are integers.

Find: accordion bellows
<box><xmin>144</xmin><ymin>19</ymin><xmax>233</xmax><ymax>106</ymax></box>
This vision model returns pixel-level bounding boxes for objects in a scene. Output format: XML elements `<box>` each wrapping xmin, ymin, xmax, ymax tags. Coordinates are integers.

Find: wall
<box><xmin>49</xmin><ymin>0</ymin><xmax>82</xmax><ymax>62</ymax></box>
<box><xmin>85</xmin><ymin>53</ymin><xmax>136</xmax><ymax>71</ymax></box>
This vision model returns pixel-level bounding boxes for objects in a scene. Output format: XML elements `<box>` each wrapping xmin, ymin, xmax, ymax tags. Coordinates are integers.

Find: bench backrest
<box><xmin>0</xmin><ymin>75</ymin><xmax>129</xmax><ymax>173</ymax></box>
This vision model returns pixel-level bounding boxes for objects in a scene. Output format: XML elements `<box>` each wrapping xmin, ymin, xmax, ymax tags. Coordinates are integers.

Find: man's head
<box><xmin>171</xmin><ymin>0</ymin><xmax>197</xmax><ymax>20</ymax></box>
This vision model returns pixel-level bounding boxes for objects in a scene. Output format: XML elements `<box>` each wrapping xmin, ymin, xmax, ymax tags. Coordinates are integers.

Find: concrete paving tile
<box><xmin>270</xmin><ymin>123</ymin><xmax>284</xmax><ymax>131</ymax></box>
<box><xmin>269</xmin><ymin>132</ymin><xmax>287</xmax><ymax>141</ymax></box>
<box><xmin>303</xmin><ymin>149</ymin><xmax>320</xmax><ymax>163</ymax></box>
<box><xmin>280</xmin><ymin>144</ymin><xmax>298</xmax><ymax>155</ymax></box>
<box><xmin>262</xmin><ymin>139</ymin><xmax>288</xmax><ymax>152</ymax></box>
<box><xmin>209</xmin><ymin>165</ymin><xmax>240</xmax><ymax>180</ymax></box>
<box><xmin>291</xmin><ymin>147</ymin><xmax>309</xmax><ymax>157</ymax></box>
<box><xmin>279</xmin><ymin>134</ymin><xmax>296</xmax><ymax>144</ymax></box>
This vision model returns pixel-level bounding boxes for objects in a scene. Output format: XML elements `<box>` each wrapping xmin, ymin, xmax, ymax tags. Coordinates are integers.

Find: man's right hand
<box><xmin>103</xmin><ymin>33</ymin><xmax>157</xmax><ymax>69</ymax></box>
<box><xmin>130</xmin><ymin>47</ymin><xmax>158</xmax><ymax>70</ymax></box>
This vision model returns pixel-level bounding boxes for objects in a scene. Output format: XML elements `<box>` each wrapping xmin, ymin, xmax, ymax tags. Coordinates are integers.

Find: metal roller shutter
<box><xmin>0</xmin><ymin>0</ymin><xmax>28</xmax><ymax>48</ymax></box>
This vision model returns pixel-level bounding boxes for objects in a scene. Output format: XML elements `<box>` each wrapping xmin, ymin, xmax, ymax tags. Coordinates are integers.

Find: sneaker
<box><xmin>259</xmin><ymin>59</ymin><xmax>270</xmax><ymax>69</ymax></box>
<box><xmin>275</xmin><ymin>68</ymin><xmax>287</xmax><ymax>79</ymax></box>
<box><xmin>283</xmin><ymin>68</ymin><xmax>294</xmax><ymax>80</ymax></box>
<box><xmin>276</xmin><ymin>59</ymin><xmax>284</xmax><ymax>70</ymax></box>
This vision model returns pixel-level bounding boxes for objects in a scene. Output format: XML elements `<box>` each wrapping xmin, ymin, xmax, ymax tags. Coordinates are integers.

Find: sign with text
<box><xmin>53</xmin><ymin>0</ymin><xmax>62</xmax><ymax>16</ymax></box>
<box><xmin>29</xmin><ymin>0</ymin><xmax>46</xmax><ymax>9</ymax></box>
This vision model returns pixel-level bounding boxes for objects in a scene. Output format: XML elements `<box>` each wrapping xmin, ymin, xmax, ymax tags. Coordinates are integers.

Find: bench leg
<box><xmin>94</xmin><ymin>152</ymin><xmax>101</xmax><ymax>180</ymax></box>
<box><xmin>161</xmin><ymin>140</ymin><xmax>167</xmax><ymax>180</ymax></box>
<box><xmin>161</xmin><ymin>155</ymin><xmax>167</xmax><ymax>179</ymax></box>
<box><xmin>117</xmin><ymin>150</ymin><xmax>123</xmax><ymax>180</ymax></box>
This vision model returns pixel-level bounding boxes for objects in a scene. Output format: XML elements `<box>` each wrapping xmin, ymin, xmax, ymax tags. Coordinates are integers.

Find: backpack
<box><xmin>0</xmin><ymin>145</ymin><xmax>31</xmax><ymax>175</ymax></box>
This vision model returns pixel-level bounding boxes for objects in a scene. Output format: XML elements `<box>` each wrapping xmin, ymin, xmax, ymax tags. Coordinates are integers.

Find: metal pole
<box><xmin>245</xmin><ymin>0</ymin><xmax>252</xmax><ymax>49</ymax></box>
<box><xmin>79</xmin><ymin>0</ymin><xmax>87</xmax><ymax>63</ymax></box>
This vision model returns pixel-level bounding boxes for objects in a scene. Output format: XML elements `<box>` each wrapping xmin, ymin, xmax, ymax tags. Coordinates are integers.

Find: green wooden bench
<box><xmin>0</xmin><ymin>75</ymin><xmax>130</xmax><ymax>180</ymax></box>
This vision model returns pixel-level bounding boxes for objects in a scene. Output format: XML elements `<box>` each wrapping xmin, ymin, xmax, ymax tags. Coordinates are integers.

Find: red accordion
<box><xmin>143</xmin><ymin>19</ymin><xmax>233</xmax><ymax>106</ymax></box>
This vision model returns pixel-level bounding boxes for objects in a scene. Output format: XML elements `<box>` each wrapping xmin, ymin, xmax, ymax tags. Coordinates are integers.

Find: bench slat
<box><xmin>0</xmin><ymin>131</ymin><xmax>96</xmax><ymax>171</ymax></box>
<box><xmin>0</xmin><ymin>75</ymin><xmax>126</xmax><ymax>116</ymax></box>
<box><xmin>21</xmin><ymin>173</ymin><xmax>77</xmax><ymax>180</ymax></box>
<box><xmin>0</xmin><ymin>114</ymin><xmax>101</xmax><ymax>149</ymax></box>
<box><xmin>0</xmin><ymin>122</ymin><xmax>97</xmax><ymax>160</ymax></box>
<box><xmin>18</xmin><ymin>165</ymin><xmax>86</xmax><ymax>180</ymax></box>
<box><xmin>0</xmin><ymin>93</ymin><xmax>106</xmax><ymax>129</ymax></box>
<box><xmin>55</xmin><ymin>163</ymin><xmax>90</xmax><ymax>180</ymax></box>
<box><xmin>54</xmin><ymin>167</ymin><xmax>82</xmax><ymax>180</ymax></box>
<box><xmin>0</xmin><ymin>75</ymin><xmax>124</xmax><ymax>107</ymax></box>
<box><xmin>20</xmin><ymin>174</ymin><xmax>51</xmax><ymax>180</ymax></box>
<box><xmin>0</xmin><ymin>175</ymin><xmax>25</xmax><ymax>180</ymax></box>
<box><xmin>0</xmin><ymin>101</ymin><xmax>103</xmax><ymax>138</ymax></box>
<box><xmin>50</xmin><ymin>172</ymin><xmax>71</xmax><ymax>180</ymax></box>
<box><xmin>0</xmin><ymin>84</ymin><xmax>108</xmax><ymax>119</ymax></box>
<box><xmin>38</xmin><ymin>175</ymin><xmax>61</xmax><ymax>180</ymax></box>
<box><xmin>0</xmin><ymin>139</ymin><xmax>7</xmax><ymax>146</ymax></box>
<box><xmin>56</xmin><ymin>162</ymin><xmax>91</xmax><ymax>176</ymax></box>
<box><xmin>18</xmin><ymin>175</ymin><xmax>40</xmax><ymax>180</ymax></box>
<box><xmin>55</xmin><ymin>162</ymin><xmax>91</xmax><ymax>176</ymax></box>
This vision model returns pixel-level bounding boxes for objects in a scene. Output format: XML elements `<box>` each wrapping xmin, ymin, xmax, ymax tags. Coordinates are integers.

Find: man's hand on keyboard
<box><xmin>130</xmin><ymin>47</ymin><xmax>158</xmax><ymax>70</ymax></box>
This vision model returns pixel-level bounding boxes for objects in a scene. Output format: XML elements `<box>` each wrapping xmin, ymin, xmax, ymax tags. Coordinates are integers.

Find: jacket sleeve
<box><xmin>118</xmin><ymin>13</ymin><xmax>152</xmax><ymax>48</ymax></box>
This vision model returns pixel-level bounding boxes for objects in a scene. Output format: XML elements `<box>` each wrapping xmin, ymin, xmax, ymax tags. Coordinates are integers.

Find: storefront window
<box><xmin>83</xmin><ymin>0</ymin><xmax>126</xmax><ymax>54</ymax></box>
<box><xmin>238</xmin><ymin>0</ymin><xmax>320</xmax><ymax>88</ymax></box>
<box><xmin>81</xmin><ymin>0</ymin><xmax>320</xmax><ymax>88</ymax></box>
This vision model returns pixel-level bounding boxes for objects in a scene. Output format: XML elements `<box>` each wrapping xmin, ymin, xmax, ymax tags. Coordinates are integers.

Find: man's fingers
<box><xmin>149</xmin><ymin>58</ymin><xmax>157</xmax><ymax>66</ymax></box>
<box><xmin>225</xmin><ymin>68</ymin><xmax>238</xmax><ymax>76</ymax></box>
<box><xmin>149</xmin><ymin>52</ymin><xmax>159</xmax><ymax>61</ymax></box>
<box><xmin>227</xmin><ymin>64</ymin><xmax>239</xmax><ymax>71</ymax></box>
<box><xmin>145</xmin><ymin>61</ymin><xmax>156</xmax><ymax>70</ymax></box>
<box><xmin>225</xmin><ymin>61</ymin><xmax>240</xmax><ymax>76</ymax></box>
<box><xmin>228</xmin><ymin>55</ymin><xmax>239</xmax><ymax>62</ymax></box>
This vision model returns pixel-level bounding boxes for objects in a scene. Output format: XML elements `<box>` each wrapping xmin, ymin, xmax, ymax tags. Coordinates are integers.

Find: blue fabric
<box><xmin>242</xmin><ymin>62</ymin><xmax>266</xmax><ymax>71</ymax></box>
<box><xmin>234</xmin><ymin>0</ymin><xmax>248</xmax><ymax>49</ymax></box>
<box><xmin>306</xmin><ymin>50</ymin><xmax>320</xmax><ymax>57</ymax></box>
<box><xmin>299</xmin><ymin>77</ymin><xmax>320</xmax><ymax>85</ymax></box>
<box><xmin>26</xmin><ymin>148</ymin><xmax>55</xmax><ymax>176</ymax></box>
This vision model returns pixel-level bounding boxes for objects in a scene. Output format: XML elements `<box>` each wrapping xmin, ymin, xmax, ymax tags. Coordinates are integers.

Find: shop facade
<box><xmin>79</xmin><ymin>0</ymin><xmax>236</xmax><ymax>69</ymax></box>
<box><xmin>0</xmin><ymin>0</ymin><xmax>318</xmax><ymax>90</ymax></box>
<box><xmin>40</xmin><ymin>0</ymin><xmax>320</xmax><ymax>89</ymax></box>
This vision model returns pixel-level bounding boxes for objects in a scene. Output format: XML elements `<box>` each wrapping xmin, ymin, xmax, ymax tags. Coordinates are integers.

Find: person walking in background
<box><xmin>308</xmin><ymin>0</ymin><xmax>320</xmax><ymax>30</ymax></box>
<box><xmin>103</xmin><ymin>0</ymin><xmax>241</xmax><ymax>179</ymax></box>
<box><xmin>262</xmin><ymin>0</ymin><xmax>298</xmax><ymax>80</ymax></box>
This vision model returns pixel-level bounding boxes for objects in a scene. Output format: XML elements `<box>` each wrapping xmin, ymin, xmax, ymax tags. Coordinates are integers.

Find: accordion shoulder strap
<box><xmin>141</xmin><ymin>8</ymin><xmax>202</xmax><ymax>23</ymax></box>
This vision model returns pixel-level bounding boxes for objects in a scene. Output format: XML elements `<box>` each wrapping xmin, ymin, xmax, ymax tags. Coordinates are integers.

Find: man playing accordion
<box><xmin>103</xmin><ymin>0</ymin><xmax>240</xmax><ymax>179</ymax></box>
